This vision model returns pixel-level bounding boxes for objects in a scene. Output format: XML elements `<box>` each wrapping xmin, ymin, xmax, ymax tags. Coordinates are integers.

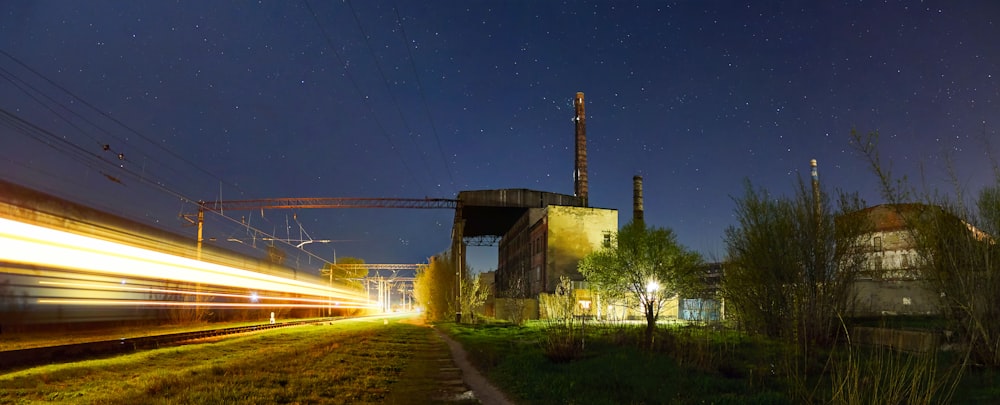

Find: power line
<box><xmin>391</xmin><ymin>2</ymin><xmax>457</xmax><ymax>193</ymax></box>
<box><xmin>0</xmin><ymin>50</ymin><xmax>336</xmax><ymax>267</ymax></box>
<box><xmin>301</xmin><ymin>0</ymin><xmax>430</xmax><ymax>196</ymax></box>
<box><xmin>0</xmin><ymin>49</ymin><xmax>248</xmax><ymax>199</ymax></box>
<box><xmin>345</xmin><ymin>0</ymin><xmax>439</xmax><ymax>192</ymax></box>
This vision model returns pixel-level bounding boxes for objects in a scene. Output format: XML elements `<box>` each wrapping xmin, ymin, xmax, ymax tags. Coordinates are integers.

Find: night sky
<box><xmin>2</xmin><ymin>1</ymin><xmax>998</xmax><ymax>271</ymax></box>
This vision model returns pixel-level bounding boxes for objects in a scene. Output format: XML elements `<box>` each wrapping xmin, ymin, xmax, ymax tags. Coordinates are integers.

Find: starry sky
<box><xmin>2</xmin><ymin>1</ymin><xmax>998</xmax><ymax>272</ymax></box>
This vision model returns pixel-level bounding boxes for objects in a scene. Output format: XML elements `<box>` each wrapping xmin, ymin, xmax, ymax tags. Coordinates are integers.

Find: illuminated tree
<box><xmin>458</xmin><ymin>269</ymin><xmax>490</xmax><ymax>323</ymax></box>
<box><xmin>413</xmin><ymin>251</ymin><xmax>457</xmax><ymax>322</ymax></box>
<box><xmin>579</xmin><ymin>220</ymin><xmax>702</xmax><ymax>347</ymax></box>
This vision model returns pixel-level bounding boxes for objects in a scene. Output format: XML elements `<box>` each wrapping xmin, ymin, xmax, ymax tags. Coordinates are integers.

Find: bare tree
<box><xmin>722</xmin><ymin>178</ymin><xmax>869</xmax><ymax>346</ymax></box>
<box><xmin>853</xmin><ymin>130</ymin><xmax>1000</xmax><ymax>366</ymax></box>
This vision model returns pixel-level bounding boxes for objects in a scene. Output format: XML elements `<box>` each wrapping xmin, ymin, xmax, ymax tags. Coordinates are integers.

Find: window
<box><xmin>873</xmin><ymin>236</ymin><xmax>882</xmax><ymax>252</ymax></box>
<box><xmin>603</xmin><ymin>232</ymin><xmax>612</xmax><ymax>247</ymax></box>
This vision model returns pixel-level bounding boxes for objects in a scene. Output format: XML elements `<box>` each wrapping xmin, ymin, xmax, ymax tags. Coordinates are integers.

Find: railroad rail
<box><xmin>0</xmin><ymin>318</ymin><xmax>332</xmax><ymax>372</ymax></box>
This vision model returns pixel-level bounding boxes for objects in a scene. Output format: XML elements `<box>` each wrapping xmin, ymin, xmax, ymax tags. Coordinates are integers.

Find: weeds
<box><xmin>829</xmin><ymin>342</ymin><xmax>953</xmax><ymax>404</ymax></box>
<box><xmin>541</xmin><ymin>324</ymin><xmax>583</xmax><ymax>363</ymax></box>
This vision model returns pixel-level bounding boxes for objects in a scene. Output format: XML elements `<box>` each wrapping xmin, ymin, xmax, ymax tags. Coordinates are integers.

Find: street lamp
<box><xmin>645</xmin><ymin>280</ymin><xmax>659</xmax><ymax>317</ymax></box>
<box><xmin>646</xmin><ymin>280</ymin><xmax>659</xmax><ymax>295</ymax></box>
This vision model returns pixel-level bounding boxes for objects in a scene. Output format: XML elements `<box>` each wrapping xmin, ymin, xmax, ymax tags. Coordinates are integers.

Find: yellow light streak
<box><xmin>37</xmin><ymin>280</ymin><xmax>373</xmax><ymax>306</ymax></box>
<box><xmin>37</xmin><ymin>299</ymin><xmax>372</xmax><ymax>309</ymax></box>
<box><xmin>0</xmin><ymin>217</ymin><xmax>371</xmax><ymax>305</ymax></box>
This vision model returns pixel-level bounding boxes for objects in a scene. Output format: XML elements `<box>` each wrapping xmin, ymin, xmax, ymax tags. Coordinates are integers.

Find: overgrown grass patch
<box><xmin>441</xmin><ymin>321</ymin><xmax>790</xmax><ymax>404</ymax></box>
<box><xmin>442</xmin><ymin>319</ymin><xmax>999</xmax><ymax>404</ymax></box>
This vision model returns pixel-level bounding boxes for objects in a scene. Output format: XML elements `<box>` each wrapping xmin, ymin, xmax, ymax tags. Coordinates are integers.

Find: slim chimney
<box><xmin>633</xmin><ymin>175</ymin><xmax>644</xmax><ymax>224</ymax></box>
<box><xmin>811</xmin><ymin>159</ymin><xmax>820</xmax><ymax>218</ymax></box>
<box><xmin>574</xmin><ymin>92</ymin><xmax>588</xmax><ymax>206</ymax></box>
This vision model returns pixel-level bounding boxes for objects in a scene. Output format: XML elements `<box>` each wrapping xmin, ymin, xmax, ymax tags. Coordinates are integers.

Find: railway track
<box><xmin>0</xmin><ymin>318</ymin><xmax>334</xmax><ymax>372</ymax></box>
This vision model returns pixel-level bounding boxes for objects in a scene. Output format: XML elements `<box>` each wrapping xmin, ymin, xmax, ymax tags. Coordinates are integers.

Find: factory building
<box><xmin>452</xmin><ymin>92</ymin><xmax>619</xmax><ymax>320</ymax></box>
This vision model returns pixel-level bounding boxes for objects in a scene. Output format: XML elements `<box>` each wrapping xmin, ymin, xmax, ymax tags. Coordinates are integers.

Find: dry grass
<box><xmin>0</xmin><ymin>315</ymin><xmax>455</xmax><ymax>404</ymax></box>
<box><xmin>0</xmin><ymin>319</ymin><xmax>329</xmax><ymax>351</ymax></box>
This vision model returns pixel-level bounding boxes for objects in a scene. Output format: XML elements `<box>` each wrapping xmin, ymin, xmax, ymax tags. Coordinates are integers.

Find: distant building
<box><xmin>678</xmin><ymin>263</ymin><xmax>724</xmax><ymax>321</ymax></box>
<box><xmin>850</xmin><ymin>204</ymin><xmax>943</xmax><ymax>316</ymax></box>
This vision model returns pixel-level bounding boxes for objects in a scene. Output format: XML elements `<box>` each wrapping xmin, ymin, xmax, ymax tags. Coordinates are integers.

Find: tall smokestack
<box><xmin>811</xmin><ymin>159</ymin><xmax>820</xmax><ymax>218</ymax></box>
<box><xmin>633</xmin><ymin>175</ymin><xmax>644</xmax><ymax>224</ymax></box>
<box><xmin>574</xmin><ymin>92</ymin><xmax>588</xmax><ymax>206</ymax></box>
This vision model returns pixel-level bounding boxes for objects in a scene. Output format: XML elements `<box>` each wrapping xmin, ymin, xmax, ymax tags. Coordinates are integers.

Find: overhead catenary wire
<box><xmin>0</xmin><ymin>106</ymin><xmax>325</xmax><ymax>261</ymax></box>
<box><xmin>0</xmin><ymin>49</ymin><xmax>250</xmax><ymax>200</ymax></box>
<box><xmin>301</xmin><ymin>0</ymin><xmax>430</xmax><ymax>196</ymax></box>
<box><xmin>345</xmin><ymin>0</ymin><xmax>440</xmax><ymax>193</ymax></box>
<box><xmin>391</xmin><ymin>2</ymin><xmax>457</xmax><ymax>194</ymax></box>
<box><xmin>0</xmin><ymin>49</ymin><xmax>344</xmax><ymax>267</ymax></box>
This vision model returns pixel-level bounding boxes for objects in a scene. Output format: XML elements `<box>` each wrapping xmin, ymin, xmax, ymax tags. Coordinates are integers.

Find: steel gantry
<box><xmin>184</xmin><ymin>197</ymin><xmax>459</xmax><ymax>263</ymax></box>
<box><xmin>201</xmin><ymin>197</ymin><xmax>458</xmax><ymax>212</ymax></box>
<box><xmin>320</xmin><ymin>264</ymin><xmax>422</xmax><ymax>313</ymax></box>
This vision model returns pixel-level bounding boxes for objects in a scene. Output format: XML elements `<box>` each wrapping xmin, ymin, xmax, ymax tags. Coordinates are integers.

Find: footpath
<box><xmin>385</xmin><ymin>318</ymin><xmax>514</xmax><ymax>405</ymax></box>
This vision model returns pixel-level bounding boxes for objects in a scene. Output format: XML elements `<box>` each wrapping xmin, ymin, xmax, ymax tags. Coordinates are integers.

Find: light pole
<box><xmin>579</xmin><ymin>299</ymin><xmax>592</xmax><ymax>349</ymax></box>
<box><xmin>646</xmin><ymin>280</ymin><xmax>659</xmax><ymax>321</ymax></box>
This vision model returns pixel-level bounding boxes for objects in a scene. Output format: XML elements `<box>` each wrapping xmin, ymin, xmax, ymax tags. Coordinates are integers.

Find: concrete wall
<box><xmin>852</xmin><ymin>227</ymin><xmax>940</xmax><ymax>316</ymax></box>
<box><xmin>853</xmin><ymin>326</ymin><xmax>939</xmax><ymax>353</ymax></box>
<box><xmin>544</xmin><ymin>206</ymin><xmax>617</xmax><ymax>293</ymax></box>
<box><xmin>852</xmin><ymin>279</ymin><xmax>940</xmax><ymax>316</ymax></box>
<box><xmin>494</xmin><ymin>298</ymin><xmax>538</xmax><ymax>323</ymax></box>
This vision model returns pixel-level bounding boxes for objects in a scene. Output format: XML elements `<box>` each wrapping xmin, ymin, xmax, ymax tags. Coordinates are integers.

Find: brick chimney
<box><xmin>633</xmin><ymin>175</ymin><xmax>644</xmax><ymax>224</ymax></box>
<box><xmin>574</xmin><ymin>92</ymin><xmax>588</xmax><ymax>206</ymax></box>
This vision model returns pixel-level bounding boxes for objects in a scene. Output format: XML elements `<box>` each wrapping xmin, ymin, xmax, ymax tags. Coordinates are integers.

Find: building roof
<box><xmin>456</xmin><ymin>189</ymin><xmax>586</xmax><ymax>237</ymax></box>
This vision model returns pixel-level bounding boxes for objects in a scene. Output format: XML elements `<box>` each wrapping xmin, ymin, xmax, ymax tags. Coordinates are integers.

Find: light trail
<box><xmin>0</xmin><ymin>216</ymin><xmax>375</xmax><ymax>308</ymax></box>
<box><xmin>36</xmin><ymin>299</ymin><xmax>370</xmax><ymax>308</ymax></box>
<box><xmin>37</xmin><ymin>280</ymin><xmax>365</xmax><ymax>306</ymax></box>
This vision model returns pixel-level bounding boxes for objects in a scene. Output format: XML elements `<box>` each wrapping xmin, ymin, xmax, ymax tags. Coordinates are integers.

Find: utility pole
<box><xmin>328</xmin><ymin>250</ymin><xmax>336</xmax><ymax>316</ymax></box>
<box><xmin>196</xmin><ymin>206</ymin><xmax>204</xmax><ymax>261</ymax></box>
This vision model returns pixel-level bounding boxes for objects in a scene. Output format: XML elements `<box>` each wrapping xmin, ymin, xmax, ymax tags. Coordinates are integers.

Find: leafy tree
<box><xmin>722</xmin><ymin>178</ymin><xmax>869</xmax><ymax>346</ymax></box>
<box><xmin>579</xmin><ymin>220</ymin><xmax>702</xmax><ymax>347</ymax></box>
<box><xmin>458</xmin><ymin>269</ymin><xmax>490</xmax><ymax>323</ymax></box>
<box><xmin>413</xmin><ymin>251</ymin><xmax>458</xmax><ymax>322</ymax></box>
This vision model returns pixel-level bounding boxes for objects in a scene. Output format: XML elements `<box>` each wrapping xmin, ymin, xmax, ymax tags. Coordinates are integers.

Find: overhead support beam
<box><xmin>200</xmin><ymin>197</ymin><xmax>458</xmax><ymax>212</ymax></box>
<box><xmin>327</xmin><ymin>263</ymin><xmax>423</xmax><ymax>270</ymax></box>
<box><xmin>464</xmin><ymin>235</ymin><xmax>502</xmax><ymax>247</ymax></box>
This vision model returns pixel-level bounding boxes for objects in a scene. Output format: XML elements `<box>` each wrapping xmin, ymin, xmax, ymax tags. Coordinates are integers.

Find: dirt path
<box><xmin>433</xmin><ymin>328</ymin><xmax>515</xmax><ymax>405</ymax></box>
<box><xmin>394</xmin><ymin>317</ymin><xmax>514</xmax><ymax>405</ymax></box>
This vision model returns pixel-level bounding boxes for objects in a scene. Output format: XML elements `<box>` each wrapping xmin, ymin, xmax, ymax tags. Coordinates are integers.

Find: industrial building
<box><xmin>450</xmin><ymin>92</ymin><xmax>619</xmax><ymax>320</ymax></box>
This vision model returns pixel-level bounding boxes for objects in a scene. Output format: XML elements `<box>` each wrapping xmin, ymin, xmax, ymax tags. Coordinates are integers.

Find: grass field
<box><xmin>441</xmin><ymin>321</ymin><xmax>788</xmax><ymax>405</ymax></box>
<box><xmin>0</xmin><ymin>315</ymin><xmax>462</xmax><ymax>405</ymax></box>
<box><xmin>0</xmin><ymin>319</ymin><xmax>327</xmax><ymax>351</ymax></box>
<box><xmin>6</xmin><ymin>314</ymin><xmax>1000</xmax><ymax>404</ymax></box>
<box><xmin>441</xmin><ymin>319</ymin><xmax>1000</xmax><ymax>404</ymax></box>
